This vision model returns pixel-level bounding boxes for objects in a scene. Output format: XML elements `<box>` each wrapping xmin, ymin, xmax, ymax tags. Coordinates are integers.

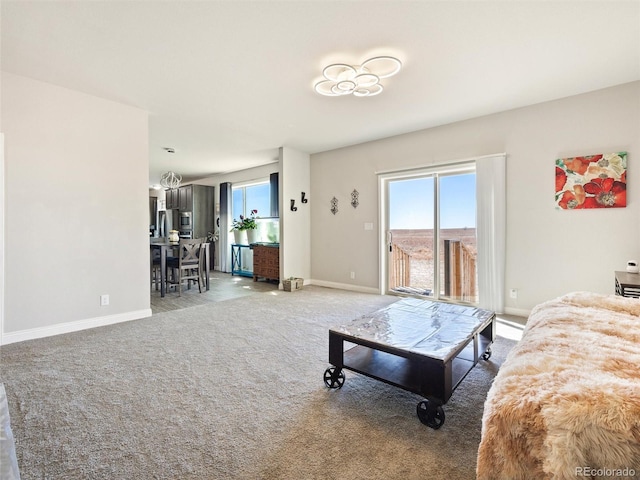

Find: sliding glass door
<box><xmin>388</xmin><ymin>176</ymin><xmax>435</xmax><ymax>295</ymax></box>
<box><xmin>384</xmin><ymin>164</ymin><xmax>478</xmax><ymax>303</ymax></box>
<box><xmin>438</xmin><ymin>172</ymin><xmax>477</xmax><ymax>302</ymax></box>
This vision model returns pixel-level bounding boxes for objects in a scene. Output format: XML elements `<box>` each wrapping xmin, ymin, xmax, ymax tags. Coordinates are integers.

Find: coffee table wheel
<box><xmin>482</xmin><ymin>348</ymin><xmax>492</xmax><ymax>361</ymax></box>
<box><xmin>416</xmin><ymin>400</ymin><xmax>445</xmax><ymax>429</ymax></box>
<box><xmin>323</xmin><ymin>367</ymin><xmax>345</xmax><ymax>389</ymax></box>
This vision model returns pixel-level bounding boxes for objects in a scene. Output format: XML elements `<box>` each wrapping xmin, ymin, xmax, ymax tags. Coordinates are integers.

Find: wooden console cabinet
<box><xmin>252</xmin><ymin>244</ymin><xmax>279</xmax><ymax>282</ymax></box>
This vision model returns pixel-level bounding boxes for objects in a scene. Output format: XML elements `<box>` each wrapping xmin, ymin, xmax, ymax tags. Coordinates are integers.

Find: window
<box><xmin>232</xmin><ymin>181</ymin><xmax>270</xmax><ymax>221</ymax></box>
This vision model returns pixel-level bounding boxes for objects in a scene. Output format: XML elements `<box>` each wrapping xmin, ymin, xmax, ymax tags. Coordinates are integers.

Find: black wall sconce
<box><xmin>290</xmin><ymin>199</ymin><xmax>298</xmax><ymax>211</ymax></box>
<box><xmin>301</xmin><ymin>192</ymin><xmax>308</xmax><ymax>203</ymax></box>
<box><xmin>330</xmin><ymin>196</ymin><xmax>338</xmax><ymax>215</ymax></box>
<box><xmin>351</xmin><ymin>189</ymin><xmax>359</xmax><ymax>208</ymax></box>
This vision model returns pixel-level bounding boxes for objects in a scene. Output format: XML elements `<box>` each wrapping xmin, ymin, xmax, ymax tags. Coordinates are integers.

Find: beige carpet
<box><xmin>0</xmin><ymin>286</ymin><xmax>515</xmax><ymax>479</ymax></box>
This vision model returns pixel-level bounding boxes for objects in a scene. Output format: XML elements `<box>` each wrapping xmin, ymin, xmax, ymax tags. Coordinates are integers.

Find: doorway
<box><xmin>383</xmin><ymin>164</ymin><xmax>478</xmax><ymax>303</ymax></box>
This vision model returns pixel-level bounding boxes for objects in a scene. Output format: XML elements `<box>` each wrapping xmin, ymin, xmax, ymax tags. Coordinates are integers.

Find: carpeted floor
<box><xmin>0</xmin><ymin>286</ymin><xmax>516</xmax><ymax>479</ymax></box>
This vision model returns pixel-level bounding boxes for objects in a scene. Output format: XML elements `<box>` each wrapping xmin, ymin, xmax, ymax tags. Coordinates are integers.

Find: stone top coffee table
<box><xmin>323</xmin><ymin>297</ymin><xmax>495</xmax><ymax>429</ymax></box>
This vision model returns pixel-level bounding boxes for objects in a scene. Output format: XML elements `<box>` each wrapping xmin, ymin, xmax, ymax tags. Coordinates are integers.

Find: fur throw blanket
<box><xmin>476</xmin><ymin>292</ymin><xmax>640</xmax><ymax>479</ymax></box>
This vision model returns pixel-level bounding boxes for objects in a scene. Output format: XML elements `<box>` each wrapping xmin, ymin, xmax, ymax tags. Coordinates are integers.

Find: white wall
<box><xmin>3</xmin><ymin>75</ymin><xmax>633</xmax><ymax>343</ymax></box>
<box><xmin>310</xmin><ymin>81</ymin><xmax>640</xmax><ymax>314</ymax></box>
<box><xmin>310</xmin><ymin>144</ymin><xmax>380</xmax><ymax>294</ymax></box>
<box><xmin>0</xmin><ymin>134</ymin><xmax>5</xmax><ymax>345</ymax></box>
<box><xmin>2</xmin><ymin>73</ymin><xmax>150</xmax><ymax>343</ymax></box>
<box><xmin>197</xmin><ymin>162</ymin><xmax>278</xmax><ymax>197</ymax></box>
<box><xmin>279</xmin><ymin>147</ymin><xmax>310</xmax><ymax>282</ymax></box>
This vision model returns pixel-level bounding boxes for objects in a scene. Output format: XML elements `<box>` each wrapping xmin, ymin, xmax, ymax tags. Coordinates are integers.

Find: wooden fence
<box><xmin>389</xmin><ymin>239</ymin><xmax>477</xmax><ymax>302</ymax></box>
<box><xmin>443</xmin><ymin>239</ymin><xmax>477</xmax><ymax>302</ymax></box>
<box><xmin>389</xmin><ymin>243</ymin><xmax>410</xmax><ymax>291</ymax></box>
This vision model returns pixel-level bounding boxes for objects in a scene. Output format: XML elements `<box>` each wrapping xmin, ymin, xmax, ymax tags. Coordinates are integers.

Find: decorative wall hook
<box><xmin>351</xmin><ymin>189</ymin><xmax>359</xmax><ymax>208</ymax></box>
<box><xmin>301</xmin><ymin>192</ymin><xmax>308</xmax><ymax>203</ymax></box>
<box><xmin>290</xmin><ymin>199</ymin><xmax>298</xmax><ymax>211</ymax></box>
<box><xmin>330</xmin><ymin>196</ymin><xmax>338</xmax><ymax>215</ymax></box>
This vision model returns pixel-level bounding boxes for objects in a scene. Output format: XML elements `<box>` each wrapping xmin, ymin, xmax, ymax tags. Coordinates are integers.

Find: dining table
<box><xmin>150</xmin><ymin>240</ymin><xmax>210</xmax><ymax>297</ymax></box>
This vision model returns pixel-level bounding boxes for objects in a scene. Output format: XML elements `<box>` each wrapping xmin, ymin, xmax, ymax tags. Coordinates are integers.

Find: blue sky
<box><xmin>389</xmin><ymin>173</ymin><xmax>476</xmax><ymax>229</ymax></box>
<box><xmin>233</xmin><ymin>183</ymin><xmax>270</xmax><ymax>220</ymax></box>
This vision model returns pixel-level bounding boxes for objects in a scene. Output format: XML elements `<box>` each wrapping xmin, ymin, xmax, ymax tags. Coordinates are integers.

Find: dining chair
<box><xmin>150</xmin><ymin>237</ymin><xmax>167</xmax><ymax>291</ymax></box>
<box><xmin>150</xmin><ymin>249</ymin><xmax>161</xmax><ymax>291</ymax></box>
<box><xmin>198</xmin><ymin>242</ymin><xmax>208</xmax><ymax>289</ymax></box>
<box><xmin>166</xmin><ymin>238</ymin><xmax>204</xmax><ymax>296</ymax></box>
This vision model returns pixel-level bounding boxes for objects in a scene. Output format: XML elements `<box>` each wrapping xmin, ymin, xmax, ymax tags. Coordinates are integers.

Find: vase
<box><xmin>233</xmin><ymin>229</ymin><xmax>246</xmax><ymax>245</ymax></box>
<box><xmin>246</xmin><ymin>228</ymin><xmax>259</xmax><ymax>245</ymax></box>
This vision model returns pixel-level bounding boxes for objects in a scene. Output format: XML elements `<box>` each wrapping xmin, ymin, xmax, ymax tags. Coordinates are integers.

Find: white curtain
<box><xmin>476</xmin><ymin>154</ymin><xmax>506</xmax><ymax>313</ymax></box>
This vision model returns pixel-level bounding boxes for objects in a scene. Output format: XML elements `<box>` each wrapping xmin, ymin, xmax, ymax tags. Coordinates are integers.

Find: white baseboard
<box><xmin>308</xmin><ymin>279</ymin><xmax>380</xmax><ymax>295</ymax></box>
<box><xmin>503</xmin><ymin>306</ymin><xmax>531</xmax><ymax>317</ymax></box>
<box><xmin>1</xmin><ymin>309</ymin><xmax>152</xmax><ymax>345</ymax></box>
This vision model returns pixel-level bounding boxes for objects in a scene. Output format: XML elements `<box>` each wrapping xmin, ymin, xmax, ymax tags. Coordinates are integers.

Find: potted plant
<box><xmin>230</xmin><ymin>209</ymin><xmax>258</xmax><ymax>244</ymax></box>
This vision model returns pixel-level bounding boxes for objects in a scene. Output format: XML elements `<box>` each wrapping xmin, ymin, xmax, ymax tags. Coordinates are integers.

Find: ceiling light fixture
<box><xmin>314</xmin><ymin>55</ymin><xmax>402</xmax><ymax>97</ymax></box>
<box><xmin>160</xmin><ymin>171</ymin><xmax>182</xmax><ymax>189</ymax></box>
<box><xmin>159</xmin><ymin>148</ymin><xmax>181</xmax><ymax>189</ymax></box>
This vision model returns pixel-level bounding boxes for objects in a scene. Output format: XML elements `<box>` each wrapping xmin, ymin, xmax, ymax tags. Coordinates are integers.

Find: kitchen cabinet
<box><xmin>166</xmin><ymin>188</ymin><xmax>179</xmax><ymax>209</ymax></box>
<box><xmin>165</xmin><ymin>185</ymin><xmax>214</xmax><ymax>255</ymax></box>
<box><xmin>149</xmin><ymin>197</ymin><xmax>157</xmax><ymax>231</ymax></box>
<box><xmin>178</xmin><ymin>185</ymin><xmax>193</xmax><ymax>211</ymax></box>
<box><xmin>165</xmin><ymin>186</ymin><xmax>197</xmax><ymax>212</ymax></box>
<box><xmin>188</xmin><ymin>185</ymin><xmax>215</xmax><ymax>238</ymax></box>
<box><xmin>252</xmin><ymin>243</ymin><xmax>279</xmax><ymax>282</ymax></box>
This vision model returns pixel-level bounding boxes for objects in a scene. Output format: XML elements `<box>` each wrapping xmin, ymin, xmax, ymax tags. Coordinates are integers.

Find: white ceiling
<box><xmin>2</xmin><ymin>1</ymin><xmax>639</xmax><ymax>185</ymax></box>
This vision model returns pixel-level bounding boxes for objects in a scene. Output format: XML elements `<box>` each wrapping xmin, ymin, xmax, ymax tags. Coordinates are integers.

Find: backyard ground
<box><xmin>390</xmin><ymin>228</ymin><xmax>477</xmax><ymax>299</ymax></box>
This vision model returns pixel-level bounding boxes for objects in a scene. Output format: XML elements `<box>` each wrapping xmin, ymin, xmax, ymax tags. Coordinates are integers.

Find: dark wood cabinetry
<box><xmin>164</xmin><ymin>186</ymin><xmax>215</xmax><ymax>257</ymax></box>
<box><xmin>189</xmin><ymin>185</ymin><xmax>215</xmax><ymax>238</ymax></box>
<box><xmin>252</xmin><ymin>244</ymin><xmax>279</xmax><ymax>282</ymax></box>
<box><xmin>166</xmin><ymin>188</ymin><xmax>179</xmax><ymax>209</ymax></box>
<box><xmin>149</xmin><ymin>197</ymin><xmax>157</xmax><ymax>230</ymax></box>
<box><xmin>166</xmin><ymin>186</ymin><xmax>194</xmax><ymax>211</ymax></box>
<box><xmin>178</xmin><ymin>185</ymin><xmax>193</xmax><ymax>211</ymax></box>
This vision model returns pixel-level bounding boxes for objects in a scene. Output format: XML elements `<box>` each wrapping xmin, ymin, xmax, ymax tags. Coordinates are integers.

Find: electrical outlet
<box><xmin>350</xmin><ymin>271</ymin><xmax>356</xmax><ymax>279</ymax></box>
<box><xmin>509</xmin><ymin>289</ymin><xmax>518</xmax><ymax>299</ymax></box>
<box><xmin>100</xmin><ymin>294</ymin><xmax>110</xmax><ymax>306</ymax></box>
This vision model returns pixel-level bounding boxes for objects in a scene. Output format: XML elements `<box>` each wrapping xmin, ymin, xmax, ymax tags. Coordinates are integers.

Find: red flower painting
<box><xmin>555</xmin><ymin>152</ymin><xmax>627</xmax><ymax>209</ymax></box>
<box><xmin>557</xmin><ymin>185</ymin><xmax>586</xmax><ymax>210</ymax></box>
<box><xmin>582</xmin><ymin>177</ymin><xmax>626</xmax><ymax>208</ymax></box>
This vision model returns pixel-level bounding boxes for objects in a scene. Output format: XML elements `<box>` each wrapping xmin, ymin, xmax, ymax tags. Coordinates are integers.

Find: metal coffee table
<box><xmin>323</xmin><ymin>297</ymin><xmax>495</xmax><ymax>429</ymax></box>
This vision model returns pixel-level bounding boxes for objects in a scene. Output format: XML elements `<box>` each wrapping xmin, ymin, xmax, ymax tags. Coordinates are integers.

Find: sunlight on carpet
<box><xmin>496</xmin><ymin>318</ymin><xmax>525</xmax><ymax>341</ymax></box>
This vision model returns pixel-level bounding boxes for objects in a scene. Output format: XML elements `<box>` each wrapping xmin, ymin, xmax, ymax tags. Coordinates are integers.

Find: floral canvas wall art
<box><xmin>555</xmin><ymin>152</ymin><xmax>627</xmax><ymax>209</ymax></box>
